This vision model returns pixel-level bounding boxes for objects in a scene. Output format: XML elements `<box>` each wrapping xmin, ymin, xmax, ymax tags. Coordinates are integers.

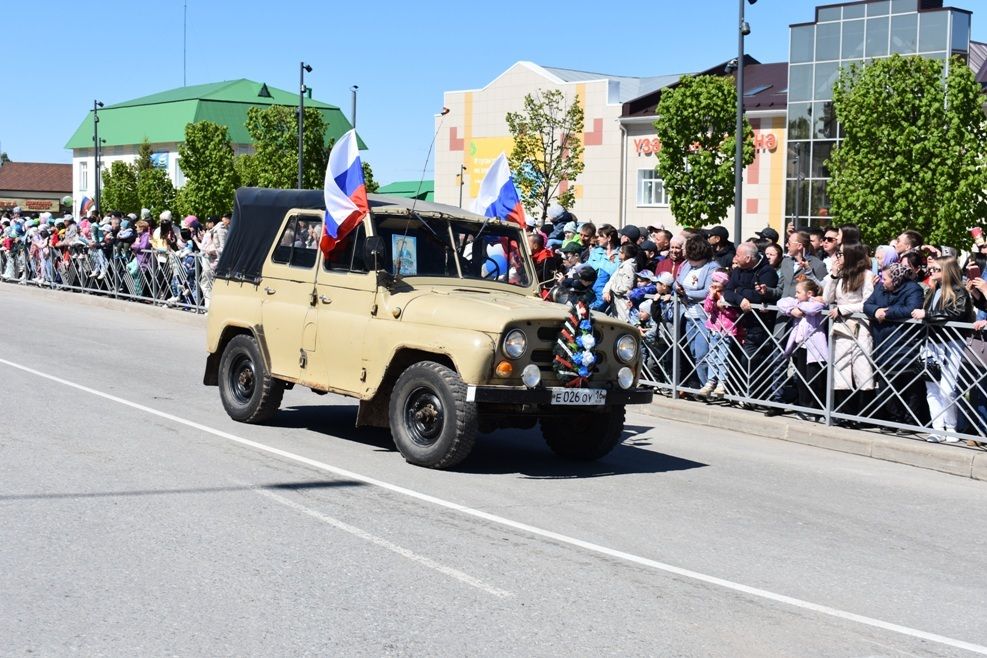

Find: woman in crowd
<box><xmin>912</xmin><ymin>256</ymin><xmax>973</xmax><ymax>442</ymax></box>
<box><xmin>824</xmin><ymin>243</ymin><xmax>875</xmax><ymax>423</ymax></box>
<box><xmin>675</xmin><ymin>235</ymin><xmax>717</xmax><ymax>389</ymax></box>
<box><xmin>586</xmin><ymin>225</ymin><xmax>620</xmax><ymax>312</ymax></box>
<box><xmin>131</xmin><ymin>219</ymin><xmax>152</xmax><ymax>297</ymax></box>
<box><xmin>838</xmin><ymin>223</ymin><xmax>862</xmax><ymax>248</ymax></box>
<box><xmin>864</xmin><ymin>262</ymin><xmax>926</xmax><ymax>425</ymax></box>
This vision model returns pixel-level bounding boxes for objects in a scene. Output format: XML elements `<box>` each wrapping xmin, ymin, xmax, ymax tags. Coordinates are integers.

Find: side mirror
<box><xmin>364</xmin><ymin>236</ymin><xmax>394</xmax><ymax>288</ymax></box>
<box><xmin>364</xmin><ymin>235</ymin><xmax>386</xmax><ymax>267</ymax></box>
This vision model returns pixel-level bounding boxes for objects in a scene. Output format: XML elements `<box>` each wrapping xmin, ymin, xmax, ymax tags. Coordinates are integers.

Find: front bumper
<box><xmin>465</xmin><ymin>385</ymin><xmax>653</xmax><ymax>406</ymax></box>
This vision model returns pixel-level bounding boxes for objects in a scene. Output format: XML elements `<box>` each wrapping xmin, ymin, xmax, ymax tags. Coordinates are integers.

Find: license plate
<box><xmin>550</xmin><ymin>388</ymin><xmax>607</xmax><ymax>406</ymax></box>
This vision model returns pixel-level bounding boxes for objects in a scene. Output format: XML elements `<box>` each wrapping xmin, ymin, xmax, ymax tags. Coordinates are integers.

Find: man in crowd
<box><xmin>808</xmin><ymin>227</ymin><xmax>825</xmax><ymax>259</ymax></box>
<box><xmin>780</xmin><ymin>230</ymin><xmax>827</xmax><ymax>296</ymax></box>
<box><xmin>893</xmin><ymin>229</ymin><xmax>923</xmax><ymax>257</ymax></box>
<box><xmin>655</xmin><ymin>236</ymin><xmax>685</xmax><ymax>280</ymax></box>
<box><xmin>618</xmin><ymin>225</ymin><xmax>641</xmax><ymax>245</ymax></box>
<box><xmin>707</xmin><ymin>226</ymin><xmax>736</xmax><ymax>269</ymax></box>
<box><xmin>821</xmin><ymin>226</ymin><xmax>840</xmax><ymax>274</ymax></box>
<box><xmin>722</xmin><ymin>242</ymin><xmax>779</xmax><ymax>400</ymax></box>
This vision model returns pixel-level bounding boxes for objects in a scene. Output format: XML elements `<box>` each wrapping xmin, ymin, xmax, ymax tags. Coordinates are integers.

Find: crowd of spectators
<box><xmin>529</xmin><ymin>209</ymin><xmax>987</xmax><ymax>443</ymax></box>
<box><xmin>1</xmin><ymin>206</ymin><xmax>230</xmax><ymax>307</ymax></box>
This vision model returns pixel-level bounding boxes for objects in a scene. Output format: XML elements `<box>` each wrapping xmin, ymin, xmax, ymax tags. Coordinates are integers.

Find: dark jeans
<box><xmin>792</xmin><ymin>348</ymin><xmax>825</xmax><ymax>411</ymax></box>
<box><xmin>737</xmin><ymin>327</ymin><xmax>774</xmax><ymax>400</ymax></box>
<box><xmin>874</xmin><ymin>368</ymin><xmax>930</xmax><ymax>426</ymax></box>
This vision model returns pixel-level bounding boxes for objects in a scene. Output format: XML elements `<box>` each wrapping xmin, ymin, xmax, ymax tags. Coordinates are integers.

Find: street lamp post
<box><xmin>93</xmin><ymin>100</ymin><xmax>104</xmax><ymax>216</ymax></box>
<box><xmin>458</xmin><ymin>164</ymin><xmax>467</xmax><ymax>207</ymax></box>
<box><xmin>298</xmin><ymin>61</ymin><xmax>313</xmax><ymax>189</ymax></box>
<box><xmin>351</xmin><ymin>85</ymin><xmax>358</xmax><ymax>129</ymax></box>
<box><xmin>733</xmin><ymin>0</ymin><xmax>757</xmax><ymax>242</ymax></box>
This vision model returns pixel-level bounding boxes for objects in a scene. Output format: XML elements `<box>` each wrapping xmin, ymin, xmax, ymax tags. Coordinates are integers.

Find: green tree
<box><xmin>506</xmin><ymin>89</ymin><xmax>585</xmax><ymax>220</ymax></box>
<box><xmin>655</xmin><ymin>75</ymin><xmax>754</xmax><ymax>228</ymax></box>
<box><xmin>134</xmin><ymin>138</ymin><xmax>154</xmax><ymax>174</ymax></box>
<box><xmin>176</xmin><ymin>121</ymin><xmax>239</xmax><ymax>218</ymax></box>
<box><xmin>245</xmin><ymin>105</ymin><xmax>328</xmax><ymax>189</ymax></box>
<box><xmin>829</xmin><ymin>55</ymin><xmax>987</xmax><ymax>247</ymax></box>
<box><xmin>137</xmin><ymin>166</ymin><xmax>175</xmax><ymax>219</ymax></box>
<box><xmin>0</xmin><ymin>152</ymin><xmax>9</xmax><ymax>164</ymax></box>
<box><xmin>100</xmin><ymin>160</ymin><xmax>139</xmax><ymax>214</ymax></box>
<box><xmin>362</xmin><ymin>161</ymin><xmax>379</xmax><ymax>193</ymax></box>
<box><xmin>233</xmin><ymin>154</ymin><xmax>259</xmax><ymax>188</ymax></box>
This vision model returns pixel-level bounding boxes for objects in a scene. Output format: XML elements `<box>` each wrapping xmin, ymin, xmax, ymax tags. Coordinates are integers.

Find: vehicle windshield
<box><xmin>373</xmin><ymin>215</ymin><xmax>532</xmax><ymax>288</ymax></box>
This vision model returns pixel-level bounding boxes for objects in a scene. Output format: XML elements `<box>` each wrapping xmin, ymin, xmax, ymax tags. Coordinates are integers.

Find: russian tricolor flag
<box><xmin>80</xmin><ymin>196</ymin><xmax>95</xmax><ymax>216</ymax></box>
<box><xmin>322</xmin><ymin>129</ymin><xmax>369</xmax><ymax>257</ymax></box>
<box><xmin>473</xmin><ymin>153</ymin><xmax>525</xmax><ymax>227</ymax></box>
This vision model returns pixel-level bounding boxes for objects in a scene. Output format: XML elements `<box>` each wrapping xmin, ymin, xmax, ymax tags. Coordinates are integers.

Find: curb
<box><xmin>633</xmin><ymin>395</ymin><xmax>987</xmax><ymax>482</ymax></box>
<box><xmin>0</xmin><ymin>282</ymin><xmax>207</xmax><ymax>329</ymax></box>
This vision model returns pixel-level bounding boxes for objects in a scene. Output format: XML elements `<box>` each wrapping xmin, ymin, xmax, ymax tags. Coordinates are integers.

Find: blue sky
<box><xmin>2</xmin><ymin>0</ymin><xmax>983</xmax><ymax>185</ymax></box>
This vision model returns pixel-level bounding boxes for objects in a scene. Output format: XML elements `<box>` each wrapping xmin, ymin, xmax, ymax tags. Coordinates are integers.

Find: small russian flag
<box><xmin>322</xmin><ymin>129</ymin><xmax>369</xmax><ymax>257</ymax></box>
<box><xmin>472</xmin><ymin>153</ymin><xmax>525</xmax><ymax>227</ymax></box>
<box><xmin>80</xmin><ymin>196</ymin><xmax>95</xmax><ymax>215</ymax></box>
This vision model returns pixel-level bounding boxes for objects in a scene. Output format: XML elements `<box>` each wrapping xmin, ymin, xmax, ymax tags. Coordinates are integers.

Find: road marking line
<box><xmin>2</xmin><ymin>355</ymin><xmax>985</xmax><ymax>655</ymax></box>
<box><xmin>251</xmin><ymin>486</ymin><xmax>512</xmax><ymax>598</ymax></box>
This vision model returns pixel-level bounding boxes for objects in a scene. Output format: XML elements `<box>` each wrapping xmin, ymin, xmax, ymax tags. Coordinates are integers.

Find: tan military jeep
<box><xmin>204</xmin><ymin>188</ymin><xmax>652</xmax><ymax>468</ymax></box>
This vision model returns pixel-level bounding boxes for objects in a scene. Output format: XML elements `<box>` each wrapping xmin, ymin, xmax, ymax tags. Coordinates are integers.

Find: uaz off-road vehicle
<box><xmin>204</xmin><ymin>188</ymin><xmax>652</xmax><ymax>468</ymax></box>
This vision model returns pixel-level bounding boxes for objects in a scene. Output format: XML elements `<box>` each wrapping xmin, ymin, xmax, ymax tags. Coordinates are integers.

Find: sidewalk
<box><xmin>634</xmin><ymin>395</ymin><xmax>987</xmax><ymax>481</ymax></box>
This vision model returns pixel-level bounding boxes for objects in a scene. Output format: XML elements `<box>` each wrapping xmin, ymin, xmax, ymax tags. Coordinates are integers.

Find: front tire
<box><xmin>218</xmin><ymin>334</ymin><xmax>284</xmax><ymax>423</ymax></box>
<box><xmin>388</xmin><ymin>361</ymin><xmax>477</xmax><ymax>469</ymax></box>
<box><xmin>541</xmin><ymin>406</ymin><xmax>626</xmax><ymax>460</ymax></box>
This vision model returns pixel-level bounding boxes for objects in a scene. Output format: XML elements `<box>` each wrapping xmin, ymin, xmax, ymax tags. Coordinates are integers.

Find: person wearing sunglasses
<box><xmin>821</xmin><ymin>227</ymin><xmax>840</xmax><ymax>275</ymax></box>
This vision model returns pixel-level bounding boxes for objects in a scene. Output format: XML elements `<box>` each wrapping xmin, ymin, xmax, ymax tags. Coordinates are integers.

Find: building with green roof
<box><xmin>376</xmin><ymin>180</ymin><xmax>434</xmax><ymax>202</ymax></box>
<box><xmin>66</xmin><ymin>79</ymin><xmax>360</xmax><ymax>216</ymax></box>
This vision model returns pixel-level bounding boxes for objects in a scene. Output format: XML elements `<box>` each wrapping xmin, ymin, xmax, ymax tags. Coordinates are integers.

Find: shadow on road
<box><xmin>0</xmin><ymin>479</ymin><xmax>364</xmax><ymax>502</ymax></box>
<box><xmin>272</xmin><ymin>404</ymin><xmax>706</xmax><ymax>479</ymax></box>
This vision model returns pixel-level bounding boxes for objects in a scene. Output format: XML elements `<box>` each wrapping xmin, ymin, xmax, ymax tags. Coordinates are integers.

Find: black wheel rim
<box><xmin>229</xmin><ymin>354</ymin><xmax>256</xmax><ymax>405</ymax></box>
<box><xmin>404</xmin><ymin>387</ymin><xmax>445</xmax><ymax>446</ymax></box>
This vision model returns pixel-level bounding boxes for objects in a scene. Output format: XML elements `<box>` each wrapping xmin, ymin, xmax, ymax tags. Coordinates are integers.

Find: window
<box><xmin>637</xmin><ymin>170</ymin><xmax>669</xmax><ymax>207</ymax></box>
<box><xmin>323</xmin><ymin>223</ymin><xmax>368</xmax><ymax>272</ymax></box>
<box><xmin>79</xmin><ymin>162</ymin><xmax>88</xmax><ymax>191</ymax></box>
<box><xmin>271</xmin><ymin>215</ymin><xmax>321</xmax><ymax>269</ymax></box>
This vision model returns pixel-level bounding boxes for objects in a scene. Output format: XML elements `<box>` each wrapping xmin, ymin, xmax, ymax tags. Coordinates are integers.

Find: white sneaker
<box><xmin>943</xmin><ymin>433</ymin><xmax>961</xmax><ymax>443</ymax></box>
<box><xmin>926</xmin><ymin>434</ymin><xmax>943</xmax><ymax>443</ymax></box>
<box><xmin>697</xmin><ymin>382</ymin><xmax>716</xmax><ymax>397</ymax></box>
<box><xmin>166</xmin><ymin>295</ymin><xmax>179</xmax><ymax>304</ymax></box>
<box><xmin>711</xmin><ymin>385</ymin><xmax>727</xmax><ymax>398</ymax></box>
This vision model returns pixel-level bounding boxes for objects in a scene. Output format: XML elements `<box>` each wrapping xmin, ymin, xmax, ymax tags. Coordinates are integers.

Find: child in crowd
<box><xmin>628</xmin><ymin>270</ymin><xmax>659</xmax><ymax>326</ymax></box>
<box><xmin>777</xmin><ymin>279</ymin><xmax>829</xmax><ymax>419</ymax></box>
<box><xmin>640</xmin><ymin>272</ymin><xmax>678</xmax><ymax>381</ymax></box>
<box><xmin>699</xmin><ymin>269</ymin><xmax>741</xmax><ymax>399</ymax></box>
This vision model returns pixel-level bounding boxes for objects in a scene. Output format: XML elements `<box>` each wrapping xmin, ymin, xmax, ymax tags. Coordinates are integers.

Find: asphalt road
<box><xmin>2</xmin><ymin>284</ymin><xmax>986</xmax><ymax>656</ymax></box>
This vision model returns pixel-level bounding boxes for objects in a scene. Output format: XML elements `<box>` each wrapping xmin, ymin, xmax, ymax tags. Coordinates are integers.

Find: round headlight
<box><xmin>615</xmin><ymin>334</ymin><xmax>638</xmax><ymax>364</ymax></box>
<box><xmin>617</xmin><ymin>367</ymin><xmax>634</xmax><ymax>390</ymax></box>
<box><xmin>503</xmin><ymin>329</ymin><xmax>527</xmax><ymax>359</ymax></box>
<box><xmin>521</xmin><ymin>364</ymin><xmax>541</xmax><ymax>388</ymax></box>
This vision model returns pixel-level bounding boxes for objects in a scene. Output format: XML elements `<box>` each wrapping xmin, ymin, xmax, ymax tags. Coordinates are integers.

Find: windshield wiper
<box><xmin>409</xmin><ymin>211</ymin><xmax>443</xmax><ymax>242</ymax></box>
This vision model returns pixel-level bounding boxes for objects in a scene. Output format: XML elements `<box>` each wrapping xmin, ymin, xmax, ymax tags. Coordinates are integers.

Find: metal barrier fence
<box><xmin>639</xmin><ymin>294</ymin><xmax>987</xmax><ymax>444</ymax></box>
<box><xmin>0</xmin><ymin>243</ymin><xmax>209</xmax><ymax>313</ymax></box>
<box><xmin>3</xmin><ymin>242</ymin><xmax>985</xmax><ymax>443</ymax></box>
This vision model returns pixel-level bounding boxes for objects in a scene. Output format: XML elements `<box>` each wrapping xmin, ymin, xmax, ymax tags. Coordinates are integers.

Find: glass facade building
<box><xmin>786</xmin><ymin>0</ymin><xmax>972</xmax><ymax>227</ymax></box>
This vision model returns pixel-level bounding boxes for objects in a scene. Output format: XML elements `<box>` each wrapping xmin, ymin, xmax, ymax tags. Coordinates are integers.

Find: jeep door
<box><xmin>259</xmin><ymin>213</ymin><xmax>321</xmax><ymax>382</ymax></box>
<box><xmin>307</xmin><ymin>223</ymin><xmax>376</xmax><ymax>395</ymax></box>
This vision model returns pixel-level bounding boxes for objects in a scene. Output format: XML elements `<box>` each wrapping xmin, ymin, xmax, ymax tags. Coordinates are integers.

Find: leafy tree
<box><xmin>233</xmin><ymin>154</ymin><xmax>259</xmax><ymax>188</ymax></box>
<box><xmin>655</xmin><ymin>75</ymin><xmax>754</xmax><ymax>228</ymax></box>
<box><xmin>506</xmin><ymin>89</ymin><xmax>585</xmax><ymax>220</ymax></box>
<box><xmin>245</xmin><ymin>105</ymin><xmax>328</xmax><ymax>189</ymax></box>
<box><xmin>134</xmin><ymin>138</ymin><xmax>154</xmax><ymax>174</ymax></box>
<box><xmin>362</xmin><ymin>161</ymin><xmax>379</xmax><ymax>193</ymax></box>
<box><xmin>0</xmin><ymin>152</ymin><xmax>9</xmax><ymax>164</ymax></box>
<box><xmin>176</xmin><ymin>121</ymin><xmax>238</xmax><ymax>218</ymax></box>
<box><xmin>100</xmin><ymin>160</ymin><xmax>139</xmax><ymax>214</ymax></box>
<box><xmin>829</xmin><ymin>55</ymin><xmax>987</xmax><ymax>247</ymax></box>
<box><xmin>137</xmin><ymin>166</ymin><xmax>175</xmax><ymax>219</ymax></box>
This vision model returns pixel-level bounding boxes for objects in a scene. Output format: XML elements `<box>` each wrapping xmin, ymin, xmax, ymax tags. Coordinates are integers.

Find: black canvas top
<box><xmin>215</xmin><ymin>187</ymin><xmax>492</xmax><ymax>283</ymax></box>
<box><xmin>216</xmin><ymin>188</ymin><xmax>325</xmax><ymax>283</ymax></box>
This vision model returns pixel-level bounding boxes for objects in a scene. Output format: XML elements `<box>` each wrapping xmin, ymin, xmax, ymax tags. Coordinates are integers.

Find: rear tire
<box><xmin>218</xmin><ymin>334</ymin><xmax>284</xmax><ymax>423</ymax></box>
<box><xmin>389</xmin><ymin>361</ymin><xmax>477</xmax><ymax>469</ymax></box>
<box><xmin>541</xmin><ymin>406</ymin><xmax>626</xmax><ymax>460</ymax></box>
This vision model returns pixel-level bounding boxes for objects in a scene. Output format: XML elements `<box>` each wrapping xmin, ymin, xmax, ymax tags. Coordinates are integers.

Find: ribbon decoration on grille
<box><xmin>552</xmin><ymin>300</ymin><xmax>598</xmax><ymax>388</ymax></box>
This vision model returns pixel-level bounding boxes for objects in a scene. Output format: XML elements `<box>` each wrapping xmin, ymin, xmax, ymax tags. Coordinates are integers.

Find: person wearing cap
<box><xmin>756</xmin><ymin>227</ymin><xmax>780</xmax><ymax>244</ymax></box>
<box><xmin>556</xmin><ymin>241</ymin><xmax>585</xmax><ymax>278</ymax></box>
<box><xmin>639</xmin><ymin>239</ymin><xmax>660</xmax><ymax>271</ymax></box>
<box><xmin>618</xmin><ymin>225</ymin><xmax>641</xmax><ymax>245</ymax></box>
<box><xmin>602</xmin><ymin>242</ymin><xmax>641</xmax><ymax>323</ymax></box>
<box><xmin>628</xmin><ymin>268</ymin><xmax>659</xmax><ymax>324</ymax></box>
<box><xmin>706</xmin><ymin>226</ymin><xmax>735</xmax><ymax>269</ymax></box>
